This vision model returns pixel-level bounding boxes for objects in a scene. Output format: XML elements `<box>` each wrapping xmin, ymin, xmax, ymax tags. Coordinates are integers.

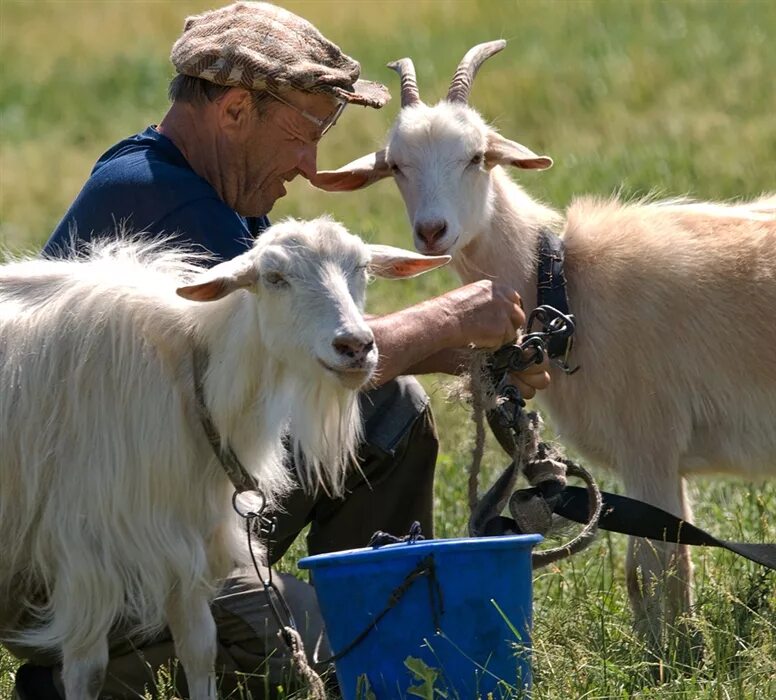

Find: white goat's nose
<box><xmin>414</xmin><ymin>220</ymin><xmax>448</xmax><ymax>247</ymax></box>
<box><xmin>332</xmin><ymin>330</ymin><xmax>375</xmax><ymax>362</ymax></box>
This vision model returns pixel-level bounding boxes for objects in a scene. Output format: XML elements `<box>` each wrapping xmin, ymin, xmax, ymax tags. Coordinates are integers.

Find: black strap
<box><xmin>496</xmin><ymin>486</ymin><xmax>776</xmax><ymax>570</ymax></box>
<box><xmin>536</xmin><ymin>228</ymin><xmax>572</xmax><ymax>360</ymax></box>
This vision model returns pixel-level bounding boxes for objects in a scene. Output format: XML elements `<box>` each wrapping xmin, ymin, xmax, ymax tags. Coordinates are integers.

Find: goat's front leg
<box><xmin>622</xmin><ymin>461</ymin><xmax>695</xmax><ymax>656</ymax></box>
<box><xmin>62</xmin><ymin>635</ymin><xmax>109</xmax><ymax>700</ymax></box>
<box><xmin>167</xmin><ymin>587</ymin><xmax>218</xmax><ymax>700</ymax></box>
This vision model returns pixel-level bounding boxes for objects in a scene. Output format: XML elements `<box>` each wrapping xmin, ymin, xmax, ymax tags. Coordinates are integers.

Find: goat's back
<box><xmin>545</xmin><ymin>196</ymin><xmax>776</xmax><ymax>476</ymax></box>
<box><xmin>0</xmin><ymin>246</ymin><xmax>233</xmax><ymax>649</ymax></box>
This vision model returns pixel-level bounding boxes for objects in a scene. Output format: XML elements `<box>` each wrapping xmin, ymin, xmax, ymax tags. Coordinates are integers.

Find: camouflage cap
<box><xmin>170</xmin><ymin>1</ymin><xmax>391</xmax><ymax>108</ymax></box>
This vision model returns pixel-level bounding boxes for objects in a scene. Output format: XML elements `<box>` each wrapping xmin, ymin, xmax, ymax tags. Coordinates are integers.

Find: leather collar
<box><xmin>536</xmin><ymin>228</ymin><xmax>575</xmax><ymax>364</ymax></box>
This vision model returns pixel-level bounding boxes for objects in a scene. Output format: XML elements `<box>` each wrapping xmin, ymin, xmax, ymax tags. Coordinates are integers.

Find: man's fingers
<box><xmin>527</xmin><ymin>369</ymin><xmax>551</xmax><ymax>390</ymax></box>
<box><xmin>496</xmin><ymin>284</ymin><xmax>525</xmax><ymax>330</ymax></box>
<box><xmin>526</xmin><ymin>353</ymin><xmax>551</xmax><ymax>373</ymax></box>
<box><xmin>506</xmin><ymin>363</ymin><xmax>551</xmax><ymax>398</ymax></box>
<box><xmin>510</xmin><ymin>303</ymin><xmax>525</xmax><ymax>330</ymax></box>
<box><xmin>511</xmin><ymin>376</ymin><xmax>537</xmax><ymax>399</ymax></box>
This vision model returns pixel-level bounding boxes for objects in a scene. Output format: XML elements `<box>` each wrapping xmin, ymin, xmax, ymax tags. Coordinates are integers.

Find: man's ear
<box><xmin>309</xmin><ymin>150</ymin><xmax>392</xmax><ymax>192</ymax></box>
<box><xmin>485</xmin><ymin>131</ymin><xmax>553</xmax><ymax>170</ymax></box>
<box><xmin>177</xmin><ymin>255</ymin><xmax>258</xmax><ymax>301</ymax></box>
<box><xmin>216</xmin><ymin>88</ymin><xmax>255</xmax><ymax>131</ymax></box>
<box><xmin>367</xmin><ymin>244</ymin><xmax>451</xmax><ymax>279</ymax></box>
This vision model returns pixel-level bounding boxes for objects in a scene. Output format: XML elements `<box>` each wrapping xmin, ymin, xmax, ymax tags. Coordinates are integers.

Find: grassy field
<box><xmin>1</xmin><ymin>0</ymin><xmax>775</xmax><ymax>697</ymax></box>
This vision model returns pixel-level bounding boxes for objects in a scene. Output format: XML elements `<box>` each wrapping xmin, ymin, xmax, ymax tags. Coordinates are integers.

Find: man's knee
<box><xmin>94</xmin><ymin>570</ymin><xmax>326</xmax><ymax>699</ymax></box>
<box><xmin>210</xmin><ymin>569</ymin><xmax>330</xmax><ymax>697</ymax></box>
<box><xmin>360</xmin><ymin>375</ymin><xmax>436</xmax><ymax>460</ymax></box>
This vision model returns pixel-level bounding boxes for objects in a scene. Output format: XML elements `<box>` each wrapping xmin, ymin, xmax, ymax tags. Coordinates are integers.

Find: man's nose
<box><xmin>297</xmin><ymin>143</ymin><xmax>318</xmax><ymax>180</ymax></box>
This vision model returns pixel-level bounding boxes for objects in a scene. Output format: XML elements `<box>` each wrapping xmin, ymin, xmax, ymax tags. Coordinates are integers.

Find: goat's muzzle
<box><xmin>414</xmin><ymin>220</ymin><xmax>449</xmax><ymax>252</ymax></box>
<box><xmin>319</xmin><ymin>329</ymin><xmax>377</xmax><ymax>389</ymax></box>
<box><xmin>332</xmin><ymin>330</ymin><xmax>375</xmax><ymax>365</ymax></box>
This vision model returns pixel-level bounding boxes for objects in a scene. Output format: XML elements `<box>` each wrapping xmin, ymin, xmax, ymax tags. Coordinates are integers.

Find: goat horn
<box><xmin>387</xmin><ymin>58</ymin><xmax>422</xmax><ymax>108</ymax></box>
<box><xmin>446</xmin><ymin>40</ymin><xmax>507</xmax><ymax>104</ymax></box>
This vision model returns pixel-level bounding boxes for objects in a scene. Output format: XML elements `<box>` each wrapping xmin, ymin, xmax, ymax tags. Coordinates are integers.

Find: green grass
<box><xmin>1</xmin><ymin>0</ymin><xmax>775</xmax><ymax>697</ymax></box>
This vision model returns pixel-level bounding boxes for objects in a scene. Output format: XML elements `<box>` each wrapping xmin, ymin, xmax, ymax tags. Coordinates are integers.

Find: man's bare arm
<box><xmin>366</xmin><ymin>279</ymin><xmax>551</xmax><ymax>396</ymax></box>
<box><xmin>366</xmin><ymin>279</ymin><xmax>525</xmax><ymax>386</ymax></box>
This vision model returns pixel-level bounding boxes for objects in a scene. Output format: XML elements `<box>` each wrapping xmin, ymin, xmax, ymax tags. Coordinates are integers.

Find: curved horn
<box><xmin>446</xmin><ymin>40</ymin><xmax>506</xmax><ymax>104</ymax></box>
<box><xmin>387</xmin><ymin>58</ymin><xmax>422</xmax><ymax>108</ymax></box>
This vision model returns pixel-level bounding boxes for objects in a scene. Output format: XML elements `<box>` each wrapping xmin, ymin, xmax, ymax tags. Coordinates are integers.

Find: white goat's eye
<box><xmin>470</xmin><ymin>153</ymin><xmax>484</xmax><ymax>166</ymax></box>
<box><xmin>263</xmin><ymin>271</ymin><xmax>289</xmax><ymax>289</ymax></box>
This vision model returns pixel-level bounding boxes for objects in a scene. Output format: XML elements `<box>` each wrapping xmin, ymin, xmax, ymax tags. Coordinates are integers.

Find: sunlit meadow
<box><xmin>1</xmin><ymin>1</ymin><xmax>774</xmax><ymax>697</ymax></box>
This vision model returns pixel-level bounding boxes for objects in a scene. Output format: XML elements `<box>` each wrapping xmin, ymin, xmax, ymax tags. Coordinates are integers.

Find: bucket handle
<box><xmin>315</xmin><ymin>554</ymin><xmax>444</xmax><ymax>665</ymax></box>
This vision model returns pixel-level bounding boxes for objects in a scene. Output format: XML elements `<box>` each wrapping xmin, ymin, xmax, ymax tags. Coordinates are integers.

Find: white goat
<box><xmin>311</xmin><ymin>42</ymin><xmax>776</xmax><ymax>649</ymax></box>
<box><xmin>0</xmin><ymin>216</ymin><xmax>448</xmax><ymax>700</ymax></box>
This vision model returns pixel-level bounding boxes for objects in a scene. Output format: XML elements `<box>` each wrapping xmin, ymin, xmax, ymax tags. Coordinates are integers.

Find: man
<box><xmin>11</xmin><ymin>3</ymin><xmax>549</xmax><ymax>698</ymax></box>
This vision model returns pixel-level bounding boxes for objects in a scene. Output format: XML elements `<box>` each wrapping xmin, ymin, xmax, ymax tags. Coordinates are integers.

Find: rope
<box><xmin>193</xmin><ymin>347</ymin><xmax>260</xmax><ymax>494</ymax></box>
<box><xmin>368</xmin><ymin>520</ymin><xmax>425</xmax><ymax>547</ymax></box>
<box><xmin>283</xmin><ymin>626</ymin><xmax>327</xmax><ymax>700</ymax></box>
<box><xmin>468</xmin><ymin>354</ymin><xmax>489</xmax><ymax>512</ymax></box>
<box><xmin>315</xmin><ymin>552</ymin><xmax>443</xmax><ymax>665</ymax></box>
<box><xmin>466</xmin><ymin>353</ymin><xmax>602</xmax><ymax>568</ymax></box>
<box><xmin>523</xmin><ymin>457</ymin><xmax>602</xmax><ymax>568</ymax></box>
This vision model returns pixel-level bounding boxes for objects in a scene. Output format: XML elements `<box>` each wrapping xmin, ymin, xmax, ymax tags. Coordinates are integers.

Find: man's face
<box><xmin>228</xmin><ymin>90</ymin><xmax>343</xmax><ymax>217</ymax></box>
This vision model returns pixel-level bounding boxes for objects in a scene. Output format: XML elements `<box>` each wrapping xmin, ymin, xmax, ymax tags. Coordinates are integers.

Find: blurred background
<box><xmin>1</xmin><ymin>1</ymin><xmax>774</xmax><ymax>696</ymax></box>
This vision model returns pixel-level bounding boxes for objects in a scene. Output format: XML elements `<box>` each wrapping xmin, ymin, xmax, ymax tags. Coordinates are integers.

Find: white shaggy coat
<box><xmin>0</xmin><ymin>217</ymin><xmax>449</xmax><ymax>699</ymax></box>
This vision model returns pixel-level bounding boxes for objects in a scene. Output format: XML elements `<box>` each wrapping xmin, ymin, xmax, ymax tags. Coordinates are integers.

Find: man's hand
<box><xmin>441</xmin><ymin>280</ymin><xmax>526</xmax><ymax>349</ymax></box>
<box><xmin>506</xmin><ymin>351</ymin><xmax>551</xmax><ymax>400</ymax></box>
<box><xmin>368</xmin><ymin>279</ymin><xmax>534</xmax><ymax>385</ymax></box>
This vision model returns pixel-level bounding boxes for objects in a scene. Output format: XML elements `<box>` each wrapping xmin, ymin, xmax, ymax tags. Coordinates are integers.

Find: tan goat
<box><xmin>311</xmin><ymin>41</ymin><xmax>776</xmax><ymax>652</ymax></box>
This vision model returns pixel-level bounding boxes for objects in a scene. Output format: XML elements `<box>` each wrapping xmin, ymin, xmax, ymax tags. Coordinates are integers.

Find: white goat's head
<box><xmin>311</xmin><ymin>41</ymin><xmax>553</xmax><ymax>256</ymax></box>
<box><xmin>177</xmin><ymin>217</ymin><xmax>449</xmax><ymax>389</ymax></box>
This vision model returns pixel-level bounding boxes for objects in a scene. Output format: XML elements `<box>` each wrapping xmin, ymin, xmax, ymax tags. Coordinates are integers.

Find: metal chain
<box><xmin>488</xmin><ymin>304</ymin><xmax>577</xmax><ymax>430</ymax></box>
<box><xmin>468</xmin><ymin>305</ymin><xmax>602</xmax><ymax>566</ymax></box>
<box><xmin>232</xmin><ymin>490</ymin><xmax>327</xmax><ymax>700</ymax></box>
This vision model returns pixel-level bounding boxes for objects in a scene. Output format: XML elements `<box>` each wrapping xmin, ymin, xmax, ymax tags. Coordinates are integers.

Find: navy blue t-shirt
<box><xmin>44</xmin><ymin>126</ymin><xmax>269</xmax><ymax>266</ymax></box>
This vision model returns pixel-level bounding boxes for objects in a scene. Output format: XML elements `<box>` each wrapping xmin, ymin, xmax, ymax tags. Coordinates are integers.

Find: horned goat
<box><xmin>311</xmin><ymin>42</ymin><xmax>776</xmax><ymax>650</ymax></box>
<box><xmin>0</xmin><ymin>217</ymin><xmax>449</xmax><ymax>700</ymax></box>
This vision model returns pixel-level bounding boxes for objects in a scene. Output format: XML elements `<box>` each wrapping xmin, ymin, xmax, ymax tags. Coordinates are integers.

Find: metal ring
<box><xmin>232</xmin><ymin>489</ymin><xmax>267</xmax><ymax>519</ymax></box>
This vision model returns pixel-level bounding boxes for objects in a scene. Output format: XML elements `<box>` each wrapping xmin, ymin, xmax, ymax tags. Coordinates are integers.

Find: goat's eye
<box><xmin>390</xmin><ymin>163</ymin><xmax>402</xmax><ymax>176</ymax></box>
<box><xmin>263</xmin><ymin>271</ymin><xmax>289</xmax><ymax>289</ymax></box>
<box><xmin>470</xmin><ymin>153</ymin><xmax>484</xmax><ymax>166</ymax></box>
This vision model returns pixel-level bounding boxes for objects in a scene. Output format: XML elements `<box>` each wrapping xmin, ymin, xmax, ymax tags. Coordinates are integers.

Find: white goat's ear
<box><xmin>309</xmin><ymin>150</ymin><xmax>392</xmax><ymax>192</ymax></box>
<box><xmin>485</xmin><ymin>132</ymin><xmax>553</xmax><ymax>170</ymax></box>
<box><xmin>367</xmin><ymin>244</ymin><xmax>451</xmax><ymax>279</ymax></box>
<box><xmin>176</xmin><ymin>257</ymin><xmax>257</xmax><ymax>302</ymax></box>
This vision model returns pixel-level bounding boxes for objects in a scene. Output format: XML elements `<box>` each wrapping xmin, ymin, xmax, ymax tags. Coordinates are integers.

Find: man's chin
<box><xmin>234</xmin><ymin>181</ymin><xmax>288</xmax><ymax>218</ymax></box>
<box><xmin>236</xmin><ymin>198</ymin><xmax>274</xmax><ymax>219</ymax></box>
<box><xmin>261</xmin><ymin>182</ymin><xmax>288</xmax><ymax>213</ymax></box>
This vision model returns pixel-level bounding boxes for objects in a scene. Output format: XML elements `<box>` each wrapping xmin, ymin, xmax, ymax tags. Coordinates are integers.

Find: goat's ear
<box><xmin>485</xmin><ymin>132</ymin><xmax>553</xmax><ymax>170</ymax></box>
<box><xmin>176</xmin><ymin>258</ymin><xmax>257</xmax><ymax>302</ymax></box>
<box><xmin>367</xmin><ymin>244</ymin><xmax>451</xmax><ymax>279</ymax></box>
<box><xmin>309</xmin><ymin>150</ymin><xmax>392</xmax><ymax>192</ymax></box>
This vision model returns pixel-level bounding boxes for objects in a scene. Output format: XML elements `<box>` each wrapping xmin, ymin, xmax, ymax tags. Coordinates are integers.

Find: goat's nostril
<box><xmin>332</xmin><ymin>333</ymin><xmax>373</xmax><ymax>361</ymax></box>
<box><xmin>414</xmin><ymin>220</ymin><xmax>448</xmax><ymax>246</ymax></box>
<box><xmin>333</xmin><ymin>340</ymin><xmax>357</xmax><ymax>358</ymax></box>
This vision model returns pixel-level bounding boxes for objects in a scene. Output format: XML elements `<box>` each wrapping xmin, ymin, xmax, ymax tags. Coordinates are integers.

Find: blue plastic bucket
<box><xmin>298</xmin><ymin>534</ymin><xmax>541</xmax><ymax>699</ymax></box>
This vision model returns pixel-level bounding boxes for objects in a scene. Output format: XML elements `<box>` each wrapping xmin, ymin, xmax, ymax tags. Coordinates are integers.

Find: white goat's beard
<box><xmin>285</xmin><ymin>375</ymin><xmax>363</xmax><ymax>497</ymax></box>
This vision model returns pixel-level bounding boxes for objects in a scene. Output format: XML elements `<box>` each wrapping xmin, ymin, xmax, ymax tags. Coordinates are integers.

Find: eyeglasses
<box><xmin>265</xmin><ymin>89</ymin><xmax>346</xmax><ymax>137</ymax></box>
